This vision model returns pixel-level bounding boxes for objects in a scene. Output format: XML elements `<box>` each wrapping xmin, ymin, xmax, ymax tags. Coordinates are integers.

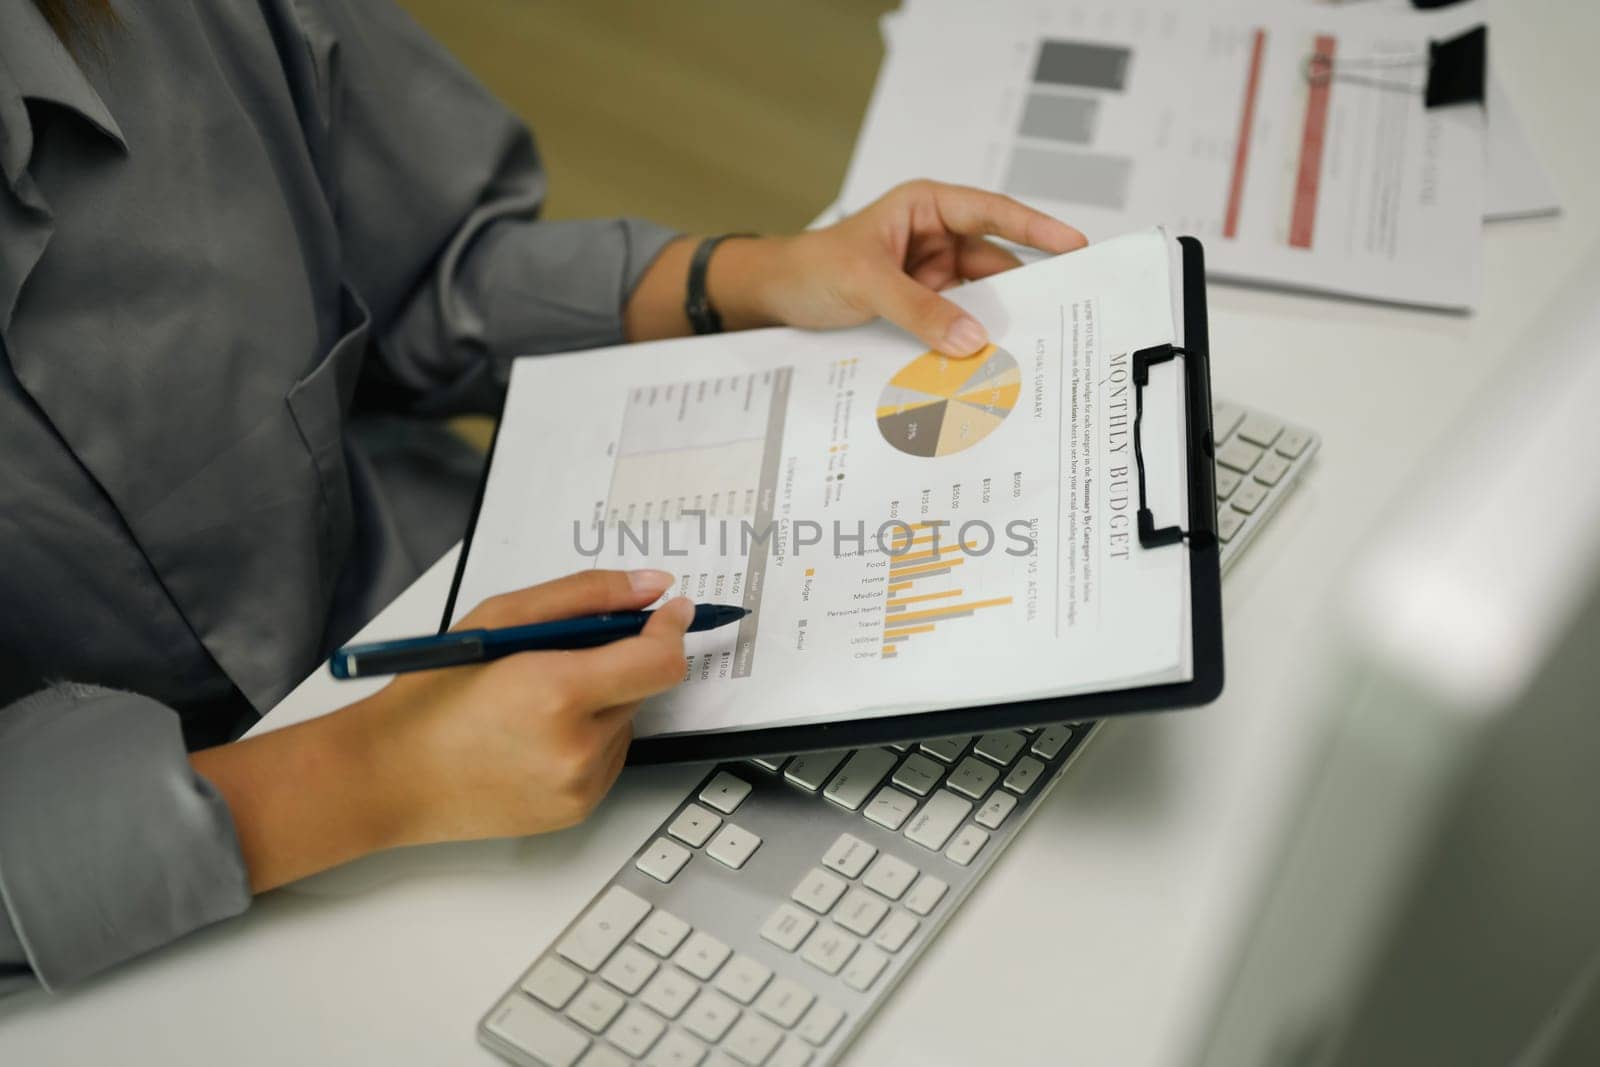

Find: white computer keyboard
<box><xmin>478</xmin><ymin>401</ymin><xmax>1320</xmax><ymax>1067</ymax></box>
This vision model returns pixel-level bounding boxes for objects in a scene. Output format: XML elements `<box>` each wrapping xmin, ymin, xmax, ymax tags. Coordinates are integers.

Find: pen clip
<box><xmin>330</xmin><ymin>633</ymin><xmax>485</xmax><ymax>679</ymax></box>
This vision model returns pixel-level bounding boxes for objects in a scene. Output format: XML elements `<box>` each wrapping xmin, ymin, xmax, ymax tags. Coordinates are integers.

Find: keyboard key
<box><xmin>1236</xmin><ymin>413</ymin><xmax>1283</xmax><ymax>447</ymax></box>
<box><xmin>873</xmin><ymin>911</ymin><xmax>918</xmax><ymax>952</ymax></box>
<box><xmin>1231</xmin><ymin>479</ymin><xmax>1267</xmax><ymax>515</ymax></box>
<box><xmin>599</xmin><ymin>943</ymin><xmax>660</xmax><ymax>995</ymax></box>
<box><xmin>748</xmin><ymin>756</ymin><xmax>786</xmax><ymax>773</ymax></box>
<box><xmin>1216</xmin><ymin>437</ymin><xmax>1263</xmax><ymax>473</ymax></box>
<box><xmin>833</xmin><ymin>888</ymin><xmax>889</xmax><ymax>936</ymax></box>
<box><xmin>918</xmin><ymin>736</ymin><xmax>969</xmax><ymax>763</ymax></box>
<box><xmin>821</xmin><ymin>833</ymin><xmax>877</xmax><ymax>879</ymax></box>
<box><xmin>566</xmin><ymin>980</ymin><xmax>626</xmax><ymax>1034</ymax></box>
<box><xmin>578</xmin><ymin>1043</ymin><xmax>631</xmax><ymax>1067</ymax></box>
<box><xmin>667</xmin><ymin>804</ymin><xmax>722</xmax><ymax>848</ymax></box>
<box><xmin>634</xmin><ymin>908</ymin><xmax>692</xmax><ymax>958</ymax></box>
<box><xmin>1218</xmin><ymin>507</ymin><xmax>1245</xmax><ymax>542</ymax></box>
<box><xmin>792</xmin><ymin>867</ymin><xmax>848</xmax><ymax>914</ymax></box>
<box><xmin>639</xmin><ymin>967</ymin><xmax>699</xmax><ymax>1020</ymax></box>
<box><xmin>674</xmin><ymin>931</ymin><xmax>731</xmax><ymax>981</ymax></box>
<box><xmin>714</xmin><ymin>954</ymin><xmax>772</xmax><ymax>1005</ymax></box>
<box><xmin>784</xmin><ymin>750</ymin><xmax>849</xmax><ymax>792</ymax></box>
<box><xmin>822</xmin><ymin>748</ymin><xmax>897</xmax><ymax>810</ymax></box>
<box><xmin>904</xmin><ymin>875</ymin><xmax>948</xmax><ymax>917</ymax></box>
<box><xmin>760</xmin><ymin>903</ymin><xmax>818</xmax><ymax>952</ymax></box>
<box><xmin>1031</xmin><ymin>724</ymin><xmax>1073</xmax><ymax>760</ymax></box>
<box><xmin>841</xmin><ymin>945</ymin><xmax>889</xmax><ymax>992</ymax></box>
<box><xmin>645</xmin><ymin>1028</ymin><xmax>708</xmax><ymax>1067</ymax></box>
<box><xmin>906</xmin><ymin>790</ymin><xmax>972</xmax><ymax>851</ymax></box>
<box><xmin>974</xmin><ymin>731</ymin><xmax>1025</xmax><ymax>765</ymax></box>
<box><xmin>1215</xmin><ymin>468</ymin><xmax>1241</xmax><ymax>501</ymax></box>
<box><xmin>796</xmin><ymin>1001</ymin><xmax>844</xmax><ymax>1045</ymax></box>
<box><xmin>1003</xmin><ymin>756</ymin><xmax>1045</xmax><ymax>795</ymax></box>
<box><xmin>558</xmin><ymin>886</ymin><xmax>652</xmax><ymax>972</ymax></box>
<box><xmin>768</xmin><ymin>1035</ymin><xmax>815</xmax><ymax>1067</ymax></box>
<box><xmin>863</xmin><ymin>786</ymin><xmax>917</xmax><ymax>830</ymax></box>
<box><xmin>1276</xmin><ymin>428</ymin><xmax>1312</xmax><ymax>458</ymax></box>
<box><xmin>1254</xmin><ymin>453</ymin><xmax>1291</xmax><ymax>486</ymax></box>
<box><xmin>1212</xmin><ymin>402</ymin><xmax>1245</xmax><ymax>442</ymax></box>
<box><xmin>523</xmin><ymin>956</ymin><xmax>586</xmax><ymax>1010</ymax></box>
<box><xmin>698</xmin><ymin>771</ymin><xmax>753</xmax><ymax>814</ymax></box>
<box><xmin>861</xmin><ymin>853</ymin><xmax>919</xmax><ymax>900</ymax></box>
<box><xmin>946</xmin><ymin>757</ymin><xmax>998</xmax><ymax>799</ymax></box>
<box><xmin>607</xmin><ymin>1004</ymin><xmax>666</xmax><ymax>1058</ymax></box>
<box><xmin>723</xmin><ymin>1014</ymin><xmax>785</xmax><ymax>1065</ymax></box>
<box><xmin>945</xmin><ymin>824</ymin><xmax>989</xmax><ymax>866</ymax></box>
<box><xmin>681</xmin><ymin>989</ymin><xmax>741</xmax><ymax>1043</ymax></box>
<box><xmin>798</xmin><ymin>923</ymin><xmax>859</xmax><ymax>975</ymax></box>
<box><xmin>755</xmin><ymin>977</ymin><xmax>815</xmax><ymax>1028</ymax></box>
<box><xmin>974</xmin><ymin>789</ymin><xmax>1018</xmax><ymax>829</ymax></box>
<box><xmin>484</xmin><ymin>996</ymin><xmax>590</xmax><ymax>1067</ymax></box>
<box><xmin>706</xmin><ymin>823</ymin><xmax>761</xmax><ymax>869</ymax></box>
<box><xmin>891</xmin><ymin>753</ymin><xmax>944</xmax><ymax>796</ymax></box>
<box><xmin>636</xmin><ymin>837</ymin><xmax>692</xmax><ymax>883</ymax></box>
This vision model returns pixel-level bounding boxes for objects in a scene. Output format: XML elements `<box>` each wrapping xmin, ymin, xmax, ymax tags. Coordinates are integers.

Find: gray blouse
<box><xmin>0</xmin><ymin>0</ymin><xmax>675</xmax><ymax>993</ymax></box>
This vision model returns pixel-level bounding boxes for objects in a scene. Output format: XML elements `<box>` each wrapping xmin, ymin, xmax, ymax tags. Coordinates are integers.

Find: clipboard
<box><xmin>442</xmin><ymin>236</ymin><xmax>1223</xmax><ymax>765</ymax></box>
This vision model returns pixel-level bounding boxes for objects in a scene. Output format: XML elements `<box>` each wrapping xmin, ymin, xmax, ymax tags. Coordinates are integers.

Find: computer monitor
<box><xmin>1195</xmin><ymin>243</ymin><xmax>1600</xmax><ymax>1067</ymax></box>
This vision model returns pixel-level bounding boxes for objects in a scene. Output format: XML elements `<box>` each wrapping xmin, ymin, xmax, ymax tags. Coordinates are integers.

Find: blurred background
<box><xmin>398</xmin><ymin>0</ymin><xmax>897</xmax><ymax>233</ymax></box>
<box><xmin>397</xmin><ymin>0</ymin><xmax>896</xmax><ymax>448</ymax></box>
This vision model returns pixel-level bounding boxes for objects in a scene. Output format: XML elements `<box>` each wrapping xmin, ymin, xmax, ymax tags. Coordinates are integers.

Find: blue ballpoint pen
<box><xmin>328</xmin><ymin>603</ymin><xmax>749</xmax><ymax>680</ymax></box>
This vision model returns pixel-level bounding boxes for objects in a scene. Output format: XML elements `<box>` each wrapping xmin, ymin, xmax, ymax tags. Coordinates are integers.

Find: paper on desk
<box><xmin>1308</xmin><ymin>0</ymin><xmax>1560</xmax><ymax>220</ymax></box>
<box><xmin>451</xmin><ymin>231</ymin><xmax>1195</xmax><ymax>739</ymax></box>
<box><xmin>848</xmin><ymin>1</ymin><xmax>1487</xmax><ymax>310</ymax></box>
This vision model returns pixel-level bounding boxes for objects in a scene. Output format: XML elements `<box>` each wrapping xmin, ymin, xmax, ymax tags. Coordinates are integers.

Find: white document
<box><xmin>451</xmin><ymin>231</ymin><xmax>1197</xmax><ymax>740</ymax></box>
<box><xmin>1311</xmin><ymin>0</ymin><xmax>1560</xmax><ymax>220</ymax></box>
<box><xmin>1482</xmin><ymin>75</ymin><xmax>1560</xmax><ymax>221</ymax></box>
<box><xmin>846</xmin><ymin>1</ymin><xmax>1487</xmax><ymax>309</ymax></box>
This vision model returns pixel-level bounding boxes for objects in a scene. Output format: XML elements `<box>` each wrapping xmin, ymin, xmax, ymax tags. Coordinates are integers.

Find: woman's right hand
<box><xmin>349</xmin><ymin>568</ymin><xmax>691</xmax><ymax>848</ymax></box>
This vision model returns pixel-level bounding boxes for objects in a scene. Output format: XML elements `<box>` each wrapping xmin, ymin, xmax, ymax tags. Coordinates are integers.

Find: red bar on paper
<box><xmin>1289</xmin><ymin>34</ymin><xmax>1336</xmax><ymax>250</ymax></box>
<box><xmin>1223</xmin><ymin>29</ymin><xmax>1267</xmax><ymax>240</ymax></box>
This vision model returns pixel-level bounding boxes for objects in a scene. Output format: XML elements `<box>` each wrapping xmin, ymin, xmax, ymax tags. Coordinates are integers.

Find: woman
<box><xmin>0</xmin><ymin>0</ymin><xmax>1084</xmax><ymax>994</ymax></box>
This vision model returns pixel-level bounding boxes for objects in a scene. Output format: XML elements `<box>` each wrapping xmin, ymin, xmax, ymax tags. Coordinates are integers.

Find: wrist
<box><xmin>704</xmin><ymin>235</ymin><xmax>791</xmax><ymax>332</ymax></box>
<box><xmin>334</xmin><ymin>688</ymin><xmax>422</xmax><ymax>853</ymax></box>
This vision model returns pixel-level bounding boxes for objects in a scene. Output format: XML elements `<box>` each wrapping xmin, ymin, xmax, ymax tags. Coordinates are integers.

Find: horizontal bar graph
<box><xmin>878</xmin><ymin>532</ymin><xmax>1013</xmax><ymax>657</ymax></box>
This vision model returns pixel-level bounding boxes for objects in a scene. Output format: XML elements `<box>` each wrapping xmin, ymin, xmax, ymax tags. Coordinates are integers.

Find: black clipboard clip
<box><xmin>1131</xmin><ymin>343</ymin><xmax>1201</xmax><ymax>551</ymax></box>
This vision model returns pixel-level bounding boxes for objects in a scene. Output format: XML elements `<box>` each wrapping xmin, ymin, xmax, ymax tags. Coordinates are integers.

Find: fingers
<box><xmin>907</xmin><ymin>181</ymin><xmax>1087</xmax><ymax>256</ymax></box>
<box><xmin>867</xmin><ymin>265</ymin><xmax>992</xmax><ymax>357</ymax></box>
<box><xmin>956</xmin><ymin>236</ymin><xmax>1024</xmax><ymax>281</ymax></box>
<box><xmin>462</xmin><ymin>568</ymin><xmax>676</xmax><ymax>631</ymax></box>
<box><xmin>550</xmin><ymin>596</ymin><xmax>695</xmax><ymax>709</ymax></box>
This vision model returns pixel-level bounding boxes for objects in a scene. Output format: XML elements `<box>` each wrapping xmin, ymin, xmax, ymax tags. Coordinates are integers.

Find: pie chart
<box><xmin>876</xmin><ymin>344</ymin><xmax>1021</xmax><ymax>458</ymax></box>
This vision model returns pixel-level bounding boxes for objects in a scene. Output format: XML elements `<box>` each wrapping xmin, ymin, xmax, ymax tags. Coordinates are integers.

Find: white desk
<box><xmin>4</xmin><ymin>4</ymin><xmax>1598</xmax><ymax>1062</ymax></box>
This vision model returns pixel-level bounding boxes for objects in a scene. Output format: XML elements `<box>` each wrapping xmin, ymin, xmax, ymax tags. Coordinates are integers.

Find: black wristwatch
<box><xmin>685</xmin><ymin>234</ymin><xmax>754</xmax><ymax>335</ymax></box>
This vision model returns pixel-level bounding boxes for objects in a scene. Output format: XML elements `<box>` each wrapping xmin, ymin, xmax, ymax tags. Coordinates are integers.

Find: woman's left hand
<box><xmin>713</xmin><ymin>180</ymin><xmax>1087</xmax><ymax>357</ymax></box>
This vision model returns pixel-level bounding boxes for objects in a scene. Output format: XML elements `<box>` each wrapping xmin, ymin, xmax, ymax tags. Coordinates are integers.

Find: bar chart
<box><xmin>878</xmin><ymin>524</ymin><xmax>1014</xmax><ymax>659</ymax></box>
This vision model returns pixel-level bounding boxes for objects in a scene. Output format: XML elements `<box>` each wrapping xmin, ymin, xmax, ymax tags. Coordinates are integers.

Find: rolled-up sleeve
<box><xmin>297</xmin><ymin>0</ymin><xmax>680</xmax><ymax>414</ymax></box>
<box><xmin>0</xmin><ymin>685</ymin><xmax>251</xmax><ymax>993</ymax></box>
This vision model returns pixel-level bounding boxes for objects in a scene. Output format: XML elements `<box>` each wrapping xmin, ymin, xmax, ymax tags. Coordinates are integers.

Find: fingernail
<box><xmin>943</xmin><ymin>315</ymin><xmax>988</xmax><ymax>356</ymax></box>
<box><xmin>629</xmin><ymin>569</ymin><xmax>675</xmax><ymax>595</ymax></box>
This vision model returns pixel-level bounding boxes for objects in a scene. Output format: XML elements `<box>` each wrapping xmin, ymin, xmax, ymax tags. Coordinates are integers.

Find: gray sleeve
<box><xmin>0</xmin><ymin>685</ymin><xmax>251</xmax><ymax>994</ymax></box>
<box><xmin>294</xmin><ymin>0</ymin><xmax>679</xmax><ymax>414</ymax></box>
